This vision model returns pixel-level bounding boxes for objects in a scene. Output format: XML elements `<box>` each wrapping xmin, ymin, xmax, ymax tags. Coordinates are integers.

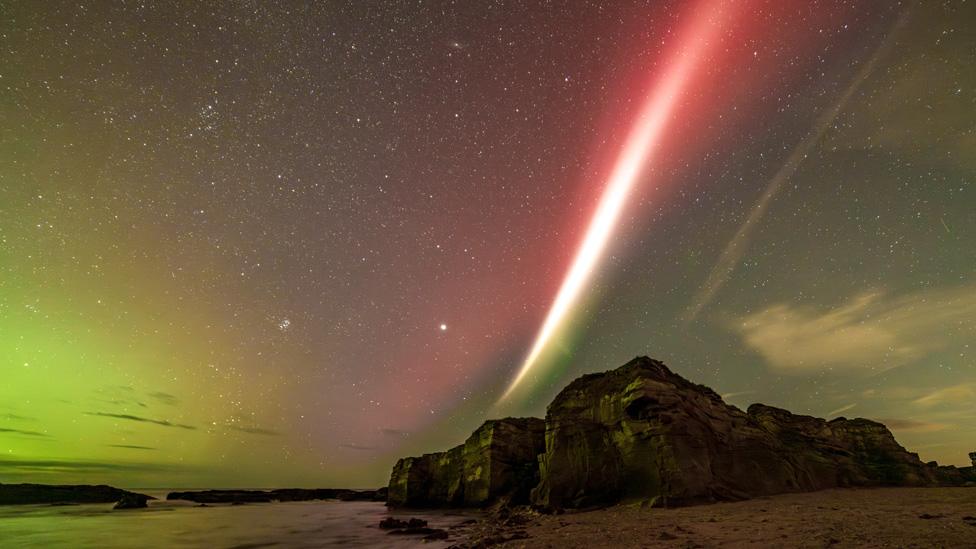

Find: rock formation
<box><xmin>113</xmin><ymin>492</ymin><xmax>152</xmax><ymax>509</ymax></box>
<box><xmin>387</xmin><ymin>417</ymin><xmax>545</xmax><ymax>507</ymax></box>
<box><xmin>166</xmin><ymin>487</ymin><xmax>386</xmax><ymax>503</ymax></box>
<box><xmin>533</xmin><ymin>358</ymin><xmax>959</xmax><ymax>508</ymax></box>
<box><xmin>0</xmin><ymin>483</ymin><xmax>153</xmax><ymax>506</ymax></box>
<box><xmin>389</xmin><ymin>356</ymin><xmax>976</xmax><ymax>509</ymax></box>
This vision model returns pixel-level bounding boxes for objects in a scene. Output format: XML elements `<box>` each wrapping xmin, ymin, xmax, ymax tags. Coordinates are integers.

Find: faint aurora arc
<box><xmin>681</xmin><ymin>9</ymin><xmax>910</xmax><ymax>325</ymax></box>
<box><xmin>499</xmin><ymin>1</ymin><xmax>735</xmax><ymax>402</ymax></box>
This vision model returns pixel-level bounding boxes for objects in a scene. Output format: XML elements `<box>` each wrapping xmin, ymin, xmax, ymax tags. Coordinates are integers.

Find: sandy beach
<box><xmin>468</xmin><ymin>488</ymin><xmax>976</xmax><ymax>548</ymax></box>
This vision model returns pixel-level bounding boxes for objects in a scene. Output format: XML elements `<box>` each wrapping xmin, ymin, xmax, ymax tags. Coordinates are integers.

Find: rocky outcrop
<box><xmin>0</xmin><ymin>483</ymin><xmax>153</xmax><ymax>506</ymax></box>
<box><xmin>532</xmin><ymin>357</ymin><xmax>962</xmax><ymax>508</ymax></box>
<box><xmin>166</xmin><ymin>487</ymin><xmax>386</xmax><ymax>503</ymax></box>
<box><xmin>390</xmin><ymin>356</ymin><xmax>975</xmax><ymax>510</ymax></box>
<box><xmin>387</xmin><ymin>417</ymin><xmax>545</xmax><ymax>507</ymax></box>
<box><xmin>533</xmin><ymin>357</ymin><xmax>975</xmax><ymax>508</ymax></box>
<box><xmin>113</xmin><ymin>492</ymin><xmax>151</xmax><ymax>509</ymax></box>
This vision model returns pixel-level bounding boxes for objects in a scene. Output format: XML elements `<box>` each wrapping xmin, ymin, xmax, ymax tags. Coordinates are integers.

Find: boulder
<box><xmin>113</xmin><ymin>493</ymin><xmax>151</xmax><ymax>509</ymax></box>
<box><xmin>387</xmin><ymin>417</ymin><xmax>545</xmax><ymax>507</ymax></box>
<box><xmin>379</xmin><ymin>517</ymin><xmax>427</xmax><ymax>529</ymax></box>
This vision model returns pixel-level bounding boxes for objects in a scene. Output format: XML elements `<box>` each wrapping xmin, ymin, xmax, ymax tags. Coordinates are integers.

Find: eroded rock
<box><xmin>389</xmin><ymin>356</ymin><xmax>976</xmax><ymax>511</ymax></box>
<box><xmin>387</xmin><ymin>417</ymin><xmax>545</xmax><ymax>507</ymax></box>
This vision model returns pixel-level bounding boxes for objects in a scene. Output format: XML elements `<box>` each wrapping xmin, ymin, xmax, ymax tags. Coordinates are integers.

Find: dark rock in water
<box><xmin>389</xmin><ymin>356</ymin><xmax>976</xmax><ymax>510</ymax></box>
<box><xmin>166</xmin><ymin>487</ymin><xmax>384</xmax><ymax>503</ymax></box>
<box><xmin>379</xmin><ymin>517</ymin><xmax>428</xmax><ymax>529</ymax></box>
<box><xmin>113</xmin><ymin>493</ymin><xmax>151</xmax><ymax>510</ymax></box>
<box><xmin>387</xmin><ymin>526</ymin><xmax>447</xmax><ymax>538</ymax></box>
<box><xmin>387</xmin><ymin>417</ymin><xmax>545</xmax><ymax>507</ymax></box>
<box><xmin>423</xmin><ymin>528</ymin><xmax>449</xmax><ymax>541</ymax></box>
<box><xmin>0</xmin><ymin>483</ymin><xmax>154</xmax><ymax>506</ymax></box>
<box><xmin>168</xmin><ymin>490</ymin><xmax>271</xmax><ymax>503</ymax></box>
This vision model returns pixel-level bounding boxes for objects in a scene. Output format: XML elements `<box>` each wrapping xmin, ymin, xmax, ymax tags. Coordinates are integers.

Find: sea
<box><xmin>0</xmin><ymin>490</ymin><xmax>479</xmax><ymax>548</ymax></box>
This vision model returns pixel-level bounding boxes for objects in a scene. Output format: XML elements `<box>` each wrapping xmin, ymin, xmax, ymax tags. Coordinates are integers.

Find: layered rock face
<box><xmin>389</xmin><ymin>356</ymin><xmax>974</xmax><ymax>509</ymax></box>
<box><xmin>532</xmin><ymin>357</ymin><xmax>953</xmax><ymax>508</ymax></box>
<box><xmin>387</xmin><ymin>417</ymin><xmax>545</xmax><ymax>507</ymax></box>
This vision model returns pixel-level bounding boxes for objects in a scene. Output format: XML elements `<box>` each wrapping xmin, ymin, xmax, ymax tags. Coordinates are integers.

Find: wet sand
<box><xmin>484</xmin><ymin>488</ymin><xmax>976</xmax><ymax>548</ymax></box>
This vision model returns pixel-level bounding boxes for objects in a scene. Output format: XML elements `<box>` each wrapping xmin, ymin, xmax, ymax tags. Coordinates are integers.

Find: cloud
<box><xmin>827</xmin><ymin>403</ymin><xmax>857</xmax><ymax>417</ymax></box>
<box><xmin>2</xmin><ymin>413</ymin><xmax>36</xmax><ymax>422</ymax></box>
<box><xmin>912</xmin><ymin>384</ymin><xmax>976</xmax><ymax>408</ymax></box>
<box><xmin>0</xmin><ymin>427</ymin><xmax>51</xmax><ymax>437</ymax></box>
<box><xmin>107</xmin><ymin>444</ymin><xmax>157</xmax><ymax>450</ymax></box>
<box><xmin>229</xmin><ymin>425</ymin><xmax>281</xmax><ymax>436</ymax></box>
<box><xmin>148</xmin><ymin>391</ymin><xmax>179</xmax><ymax>406</ymax></box>
<box><xmin>720</xmin><ymin>391</ymin><xmax>755</xmax><ymax>401</ymax></box>
<box><xmin>87</xmin><ymin>412</ymin><xmax>196</xmax><ymax>430</ymax></box>
<box><xmin>730</xmin><ymin>285</ymin><xmax>976</xmax><ymax>374</ymax></box>
<box><xmin>0</xmin><ymin>457</ymin><xmax>175</xmax><ymax>473</ymax></box>
<box><xmin>876</xmin><ymin>418</ymin><xmax>950</xmax><ymax>433</ymax></box>
<box><xmin>681</xmin><ymin>10</ymin><xmax>910</xmax><ymax>325</ymax></box>
<box><xmin>380</xmin><ymin>428</ymin><xmax>409</xmax><ymax>437</ymax></box>
<box><xmin>340</xmin><ymin>443</ymin><xmax>376</xmax><ymax>451</ymax></box>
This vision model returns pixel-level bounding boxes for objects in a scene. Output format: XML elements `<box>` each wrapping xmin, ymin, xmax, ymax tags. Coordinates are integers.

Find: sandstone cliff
<box><xmin>533</xmin><ymin>357</ymin><xmax>954</xmax><ymax>508</ymax></box>
<box><xmin>389</xmin><ymin>357</ymin><xmax>975</xmax><ymax>509</ymax></box>
<box><xmin>387</xmin><ymin>417</ymin><xmax>545</xmax><ymax>507</ymax></box>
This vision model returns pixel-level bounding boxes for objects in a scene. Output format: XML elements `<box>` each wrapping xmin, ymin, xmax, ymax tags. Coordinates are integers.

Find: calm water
<box><xmin>0</xmin><ymin>490</ymin><xmax>478</xmax><ymax>548</ymax></box>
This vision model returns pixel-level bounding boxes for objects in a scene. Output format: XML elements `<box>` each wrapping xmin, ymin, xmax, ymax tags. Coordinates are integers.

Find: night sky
<box><xmin>2</xmin><ymin>0</ymin><xmax>974</xmax><ymax>489</ymax></box>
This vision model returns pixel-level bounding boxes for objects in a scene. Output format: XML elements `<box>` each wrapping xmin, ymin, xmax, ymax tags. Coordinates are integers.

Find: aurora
<box><xmin>500</xmin><ymin>0</ymin><xmax>737</xmax><ymax>401</ymax></box>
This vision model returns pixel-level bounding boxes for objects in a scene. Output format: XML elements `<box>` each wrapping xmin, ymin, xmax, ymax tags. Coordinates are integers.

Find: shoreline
<box><xmin>448</xmin><ymin>487</ymin><xmax>976</xmax><ymax>548</ymax></box>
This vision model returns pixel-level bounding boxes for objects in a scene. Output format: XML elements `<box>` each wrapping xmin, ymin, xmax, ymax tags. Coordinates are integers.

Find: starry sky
<box><xmin>2</xmin><ymin>0</ymin><xmax>974</xmax><ymax>489</ymax></box>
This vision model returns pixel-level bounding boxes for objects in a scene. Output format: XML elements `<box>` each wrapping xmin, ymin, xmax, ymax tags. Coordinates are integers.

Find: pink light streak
<box><xmin>500</xmin><ymin>1</ymin><xmax>736</xmax><ymax>401</ymax></box>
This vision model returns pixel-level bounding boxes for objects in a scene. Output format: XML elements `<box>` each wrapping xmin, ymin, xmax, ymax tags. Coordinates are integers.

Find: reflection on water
<box><xmin>0</xmin><ymin>492</ymin><xmax>477</xmax><ymax>548</ymax></box>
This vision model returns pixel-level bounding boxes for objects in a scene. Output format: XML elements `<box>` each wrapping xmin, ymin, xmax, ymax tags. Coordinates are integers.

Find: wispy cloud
<box><xmin>0</xmin><ymin>457</ymin><xmax>177</xmax><ymax>473</ymax></box>
<box><xmin>720</xmin><ymin>391</ymin><xmax>755</xmax><ymax>401</ymax></box>
<box><xmin>876</xmin><ymin>418</ymin><xmax>950</xmax><ymax>433</ymax></box>
<box><xmin>827</xmin><ymin>403</ymin><xmax>857</xmax><ymax>417</ymax></box>
<box><xmin>912</xmin><ymin>384</ymin><xmax>976</xmax><ymax>408</ymax></box>
<box><xmin>148</xmin><ymin>391</ymin><xmax>179</xmax><ymax>406</ymax></box>
<box><xmin>340</xmin><ymin>443</ymin><xmax>376</xmax><ymax>451</ymax></box>
<box><xmin>681</xmin><ymin>10</ymin><xmax>910</xmax><ymax>324</ymax></box>
<box><xmin>0</xmin><ymin>427</ymin><xmax>51</xmax><ymax>437</ymax></box>
<box><xmin>229</xmin><ymin>425</ymin><xmax>281</xmax><ymax>436</ymax></box>
<box><xmin>107</xmin><ymin>444</ymin><xmax>158</xmax><ymax>450</ymax></box>
<box><xmin>380</xmin><ymin>428</ymin><xmax>409</xmax><ymax>437</ymax></box>
<box><xmin>2</xmin><ymin>413</ymin><xmax>36</xmax><ymax>422</ymax></box>
<box><xmin>730</xmin><ymin>285</ymin><xmax>976</xmax><ymax>374</ymax></box>
<box><xmin>87</xmin><ymin>412</ymin><xmax>196</xmax><ymax>430</ymax></box>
